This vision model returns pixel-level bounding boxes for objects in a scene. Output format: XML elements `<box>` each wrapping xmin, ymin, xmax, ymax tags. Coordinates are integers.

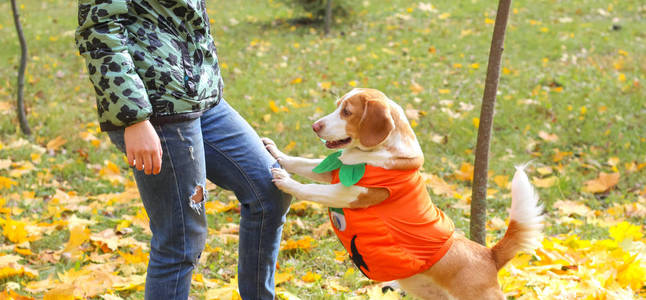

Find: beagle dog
<box><xmin>262</xmin><ymin>88</ymin><xmax>543</xmax><ymax>300</ymax></box>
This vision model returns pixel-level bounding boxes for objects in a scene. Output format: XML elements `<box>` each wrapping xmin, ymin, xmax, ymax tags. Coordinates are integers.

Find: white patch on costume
<box><xmin>330</xmin><ymin>211</ymin><xmax>347</xmax><ymax>231</ymax></box>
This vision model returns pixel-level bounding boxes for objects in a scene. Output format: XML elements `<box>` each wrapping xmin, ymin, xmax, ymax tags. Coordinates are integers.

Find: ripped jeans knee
<box><xmin>189</xmin><ymin>184</ymin><xmax>207</xmax><ymax>214</ymax></box>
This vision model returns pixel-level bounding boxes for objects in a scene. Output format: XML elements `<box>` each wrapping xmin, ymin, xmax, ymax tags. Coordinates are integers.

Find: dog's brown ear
<box><xmin>359</xmin><ymin>100</ymin><xmax>394</xmax><ymax>148</ymax></box>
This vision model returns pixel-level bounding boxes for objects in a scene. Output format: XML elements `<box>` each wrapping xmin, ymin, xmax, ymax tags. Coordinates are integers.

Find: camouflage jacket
<box><xmin>76</xmin><ymin>0</ymin><xmax>223</xmax><ymax>131</ymax></box>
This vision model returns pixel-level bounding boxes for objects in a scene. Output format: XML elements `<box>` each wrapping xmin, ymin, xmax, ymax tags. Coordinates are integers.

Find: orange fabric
<box><xmin>328</xmin><ymin>165</ymin><xmax>454</xmax><ymax>281</ymax></box>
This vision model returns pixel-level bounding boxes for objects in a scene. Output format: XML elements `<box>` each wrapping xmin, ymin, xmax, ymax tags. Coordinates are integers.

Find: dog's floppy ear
<box><xmin>358</xmin><ymin>100</ymin><xmax>394</xmax><ymax>148</ymax></box>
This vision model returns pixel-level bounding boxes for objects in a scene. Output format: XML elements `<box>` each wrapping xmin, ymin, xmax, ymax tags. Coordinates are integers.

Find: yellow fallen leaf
<box><xmin>334</xmin><ymin>250</ymin><xmax>346</xmax><ymax>262</ymax></box>
<box><xmin>486</xmin><ymin>216</ymin><xmax>507</xmax><ymax>231</ymax></box>
<box><xmin>205</xmin><ymin>200</ymin><xmax>238</xmax><ymax>214</ymax></box>
<box><xmin>582</xmin><ymin>172</ymin><xmax>619</xmax><ymax>193</ymax></box>
<box><xmin>289</xmin><ymin>201</ymin><xmax>322</xmax><ymax>213</ymax></box>
<box><xmin>276</xmin><ymin>289</ymin><xmax>302</xmax><ymax>300</ymax></box>
<box><xmin>284</xmin><ymin>141</ymin><xmax>296</xmax><ymax>153</ymax></box>
<box><xmin>112</xmin><ymin>274</ymin><xmax>146</xmax><ymax>292</ymax></box>
<box><xmin>53</xmin><ymin>264</ymin><xmax>125</xmax><ymax>297</ymax></box>
<box><xmin>275</xmin><ymin>272</ymin><xmax>294</xmax><ymax>285</ymax></box>
<box><xmin>51</xmin><ymin>189</ymin><xmax>85</xmax><ymax>206</ymax></box>
<box><xmin>100</xmin><ymin>294</ymin><xmax>125</xmax><ymax>300</ymax></box>
<box><xmin>553</xmin><ymin>200</ymin><xmax>592</xmax><ymax>217</ymax></box>
<box><xmin>454</xmin><ymin>162</ymin><xmax>474</xmax><ymax>181</ymax></box>
<box><xmin>25</xmin><ymin>276</ymin><xmax>55</xmax><ymax>294</ymax></box>
<box><xmin>325</xmin><ymin>280</ymin><xmax>350</xmax><ymax>293</ymax></box>
<box><xmin>623</xmin><ymin>202</ymin><xmax>646</xmax><ymax>218</ymax></box>
<box><xmin>205</xmin><ymin>277</ymin><xmax>241</xmax><ymax>300</ymax></box>
<box><xmin>552</xmin><ymin>149</ymin><xmax>572</xmax><ymax>162</ymax></box>
<box><xmin>46</xmin><ymin>136</ymin><xmax>67</xmax><ymax>151</ymax></box>
<box><xmin>8</xmin><ymin>161</ymin><xmax>35</xmax><ymax>178</ymax></box>
<box><xmin>536</xmin><ymin>166</ymin><xmax>553</xmax><ymax>175</ymax></box>
<box><xmin>493</xmin><ymin>175</ymin><xmax>509</xmax><ymax>189</ymax></box>
<box><xmin>269</xmin><ymin>101</ymin><xmax>280</xmax><ymax>113</ymax></box>
<box><xmin>538</xmin><ymin>130</ymin><xmax>559</xmax><ymax>142</ymax></box>
<box><xmin>301</xmin><ymin>271</ymin><xmax>321</xmax><ymax>283</ymax></box>
<box><xmin>422</xmin><ymin>173</ymin><xmax>456</xmax><ymax>196</ymax></box>
<box><xmin>0</xmin><ymin>176</ymin><xmax>18</xmax><ymax>189</ymax></box>
<box><xmin>1</xmin><ymin>218</ymin><xmax>31</xmax><ymax>244</ymax></box>
<box><xmin>118</xmin><ymin>247</ymin><xmax>148</xmax><ymax>264</ymax></box>
<box><xmin>615</xmin><ymin>254</ymin><xmax>645</xmax><ymax>291</ymax></box>
<box><xmin>43</xmin><ymin>287</ymin><xmax>76</xmax><ymax>300</ymax></box>
<box><xmin>532</xmin><ymin>176</ymin><xmax>558</xmax><ymax>188</ymax></box>
<box><xmin>62</xmin><ymin>225</ymin><xmax>90</xmax><ymax>260</ymax></box>
<box><xmin>14</xmin><ymin>246</ymin><xmax>33</xmax><ymax>256</ymax></box>
<box><xmin>100</xmin><ymin>160</ymin><xmax>120</xmax><ymax>175</ymax></box>
<box><xmin>0</xmin><ymin>290</ymin><xmax>35</xmax><ymax>300</ymax></box>
<box><xmin>281</xmin><ymin>236</ymin><xmax>315</xmax><ymax>252</ymax></box>
<box><xmin>0</xmin><ymin>101</ymin><xmax>13</xmax><ymax>112</ymax></box>
<box><xmin>124</xmin><ymin>208</ymin><xmax>151</xmax><ymax>235</ymax></box>
<box><xmin>31</xmin><ymin>152</ymin><xmax>42</xmax><ymax>163</ymax></box>
<box><xmin>0</xmin><ymin>159</ymin><xmax>10</xmax><ymax>170</ymax></box>
<box><xmin>410</xmin><ymin>82</ymin><xmax>424</xmax><ymax>94</ymax></box>
<box><xmin>609</xmin><ymin>221</ymin><xmax>643</xmax><ymax>243</ymax></box>
<box><xmin>90</xmin><ymin>229</ymin><xmax>121</xmax><ymax>252</ymax></box>
<box><xmin>343</xmin><ymin>268</ymin><xmax>355</xmax><ymax>279</ymax></box>
<box><xmin>0</xmin><ymin>255</ymin><xmax>38</xmax><ymax>280</ymax></box>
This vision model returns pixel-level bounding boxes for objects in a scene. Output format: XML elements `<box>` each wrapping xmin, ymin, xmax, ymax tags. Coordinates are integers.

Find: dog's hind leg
<box><xmin>407</xmin><ymin>237</ymin><xmax>505</xmax><ymax>300</ymax></box>
<box><xmin>397</xmin><ymin>274</ymin><xmax>452</xmax><ymax>300</ymax></box>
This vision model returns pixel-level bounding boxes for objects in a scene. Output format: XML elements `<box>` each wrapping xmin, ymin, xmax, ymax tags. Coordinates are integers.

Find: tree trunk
<box><xmin>11</xmin><ymin>0</ymin><xmax>31</xmax><ymax>135</ymax></box>
<box><xmin>470</xmin><ymin>0</ymin><xmax>512</xmax><ymax>245</ymax></box>
<box><xmin>324</xmin><ymin>0</ymin><xmax>332</xmax><ymax>35</ymax></box>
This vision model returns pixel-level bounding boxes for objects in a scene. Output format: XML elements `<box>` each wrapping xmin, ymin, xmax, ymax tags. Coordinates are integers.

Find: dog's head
<box><xmin>312</xmin><ymin>88</ymin><xmax>394</xmax><ymax>150</ymax></box>
<box><xmin>312</xmin><ymin>88</ymin><xmax>420</xmax><ymax>155</ymax></box>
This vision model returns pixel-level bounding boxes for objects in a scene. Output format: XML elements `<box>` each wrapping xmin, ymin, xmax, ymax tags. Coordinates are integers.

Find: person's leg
<box><xmin>200</xmin><ymin>100</ymin><xmax>291</xmax><ymax>299</ymax></box>
<box><xmin>107</xmin><ymin>120</ymin><xmax>207</xmax><ymax>300</ymax></box>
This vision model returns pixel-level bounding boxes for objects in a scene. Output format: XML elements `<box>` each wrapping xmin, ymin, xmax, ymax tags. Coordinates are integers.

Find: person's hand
<box><xmin>124</xmin><ymin>120</ymin><xmax>163</xmax><ymax>175</ymax></box>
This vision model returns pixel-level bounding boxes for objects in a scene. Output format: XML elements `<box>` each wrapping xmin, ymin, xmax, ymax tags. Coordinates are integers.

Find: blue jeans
<box><xmin>108</xmin><ymin>100</ymin><xmax>291</xmax><ymax>299</ymax></box>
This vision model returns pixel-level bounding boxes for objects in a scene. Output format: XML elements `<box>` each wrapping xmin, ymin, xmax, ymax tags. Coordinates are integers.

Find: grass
<box><xmin>0</xmin><ymin>0</ymin><xmax>644</xmax><ymax>298</ymax></box>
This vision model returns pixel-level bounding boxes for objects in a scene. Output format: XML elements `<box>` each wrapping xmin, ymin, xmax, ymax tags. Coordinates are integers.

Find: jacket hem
<box><xmin>99</xmin><ymin>99</ymin><xmax>220</xmax><ymax>132</ymax></box>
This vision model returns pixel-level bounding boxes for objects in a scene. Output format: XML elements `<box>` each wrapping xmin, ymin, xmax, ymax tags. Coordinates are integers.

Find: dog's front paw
<box><xmin>271</xmin><ymin>167</ymin><xmax>290</xmax><ymax>180</ymax></box>
<box><xmin>271</xmin><ymin>167</ymin><xmax>295</xmax><ymax>192</ymax></box>
<box><xmin>262</xmin><ymin>138</ymin><xmax>286</xmax><ymax>162</ymax></box>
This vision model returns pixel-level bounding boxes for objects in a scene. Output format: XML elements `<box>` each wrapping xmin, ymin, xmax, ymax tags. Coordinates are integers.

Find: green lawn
<box><xmin>0</xmin><ymin>0</ymin><xmax>644</xmax><ymax>299</ymax></box>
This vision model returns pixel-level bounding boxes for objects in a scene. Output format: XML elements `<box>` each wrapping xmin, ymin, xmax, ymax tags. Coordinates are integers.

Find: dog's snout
<box><xmin>312</xmin><ymin>121</ymin><xmax>324</xmax><ymax>133</ymax></box>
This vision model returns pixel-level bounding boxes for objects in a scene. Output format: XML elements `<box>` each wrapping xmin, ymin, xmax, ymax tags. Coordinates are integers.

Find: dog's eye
<box><xmin>342</xmin><ymin>108</ymin><xmax>351</xmax><ymax>116</ymax></box>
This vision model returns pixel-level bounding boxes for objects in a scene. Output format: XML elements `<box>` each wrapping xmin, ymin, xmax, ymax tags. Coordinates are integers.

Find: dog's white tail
<box><xmin>491</xmin><ymin>165</ymin><xmax>544</xmax><ymax>270</ymax></box>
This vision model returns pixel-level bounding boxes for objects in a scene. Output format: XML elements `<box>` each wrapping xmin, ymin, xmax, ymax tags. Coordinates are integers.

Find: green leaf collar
<box><xmin>312</xmin><ymin>151</ymin><xmax>366</xmax><ymax>187</ymax></box>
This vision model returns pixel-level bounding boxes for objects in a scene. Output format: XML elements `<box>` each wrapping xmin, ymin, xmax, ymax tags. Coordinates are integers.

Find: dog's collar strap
<box><xmin>312</xmin><ymin>150</ymin><xmax>366</xmax><ymax>187</ymax></box>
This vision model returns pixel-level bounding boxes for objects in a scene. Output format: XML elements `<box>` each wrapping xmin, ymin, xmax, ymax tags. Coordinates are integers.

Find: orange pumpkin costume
<box><xmin>328</xmin><ymin>165</ymin><xmax>454</xmax><ymax>281</ymax></box>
